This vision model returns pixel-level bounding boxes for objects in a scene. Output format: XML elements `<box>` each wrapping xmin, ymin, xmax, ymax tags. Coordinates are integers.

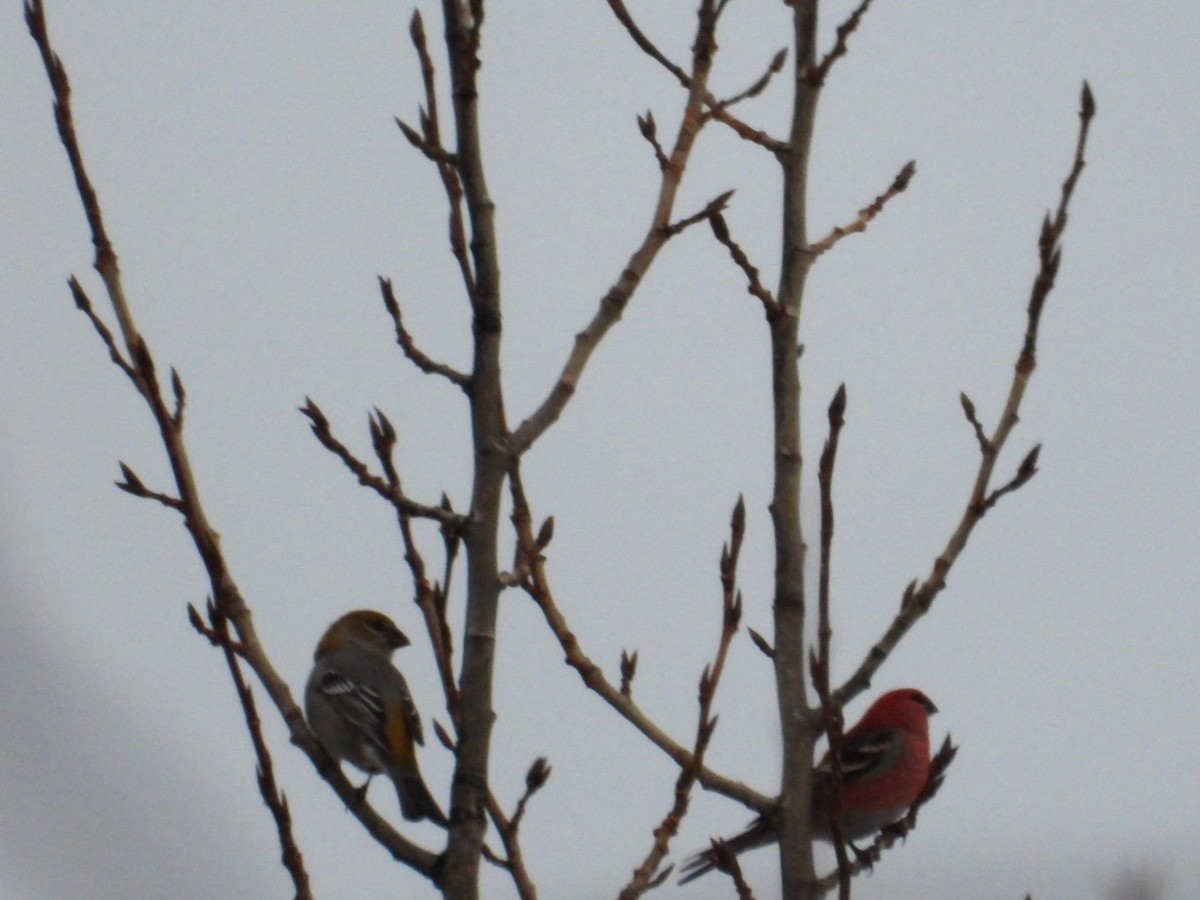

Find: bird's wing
<box><xmin>818</xmin><ymin>726</ymin><xmax>905</xmax><ymax>785</ymax></box>
<box><xmin>313</xmin><ymin>667</ymin><xmax>390</xmax><ymax>754</ymax></box>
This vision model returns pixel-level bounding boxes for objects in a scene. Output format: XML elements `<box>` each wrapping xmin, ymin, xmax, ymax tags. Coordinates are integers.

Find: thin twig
<box><xmin>114</xmin><ymin>461</ymin><xmax>183</xmax><ymax>510</ymax></box>
<box><xmin>959</xmin><ymin>392</ymin><xmax>990</xmax><ymax>453</ymax></box>
<box><xmin>811</xmin><ymin>0</ymin><xmax>876</xmax><ymax>85</ymax></box>
<box><xmin>807</xmin><ymin>160</ymin><xmax>916</xmax><ymax>257</ymax></box>
<box><xmin>300</xmin><ymin>398</ymin><xmax>464</xmax><ymax>526</ymax></box>
<box><xmin>512</xmin><ymin>756</ymin><xmax>551</xmax><ymax>834</ymax></box>
<box><xmin>709</xmin><ymin>211</ymin><xmax>780</xmax><ymax>319</ymax></box>
<box><xmin>637</xmin><ymin>111</ymin><xmax>669</xmax><ymax>170</ymax></box>
<box><xmin>747</xmin><ymin>627</ymin><xmax>775</xmax><ymax>659</ymax></box>
<box><xmin>169</xmin><ymin>367</ymin><xmax>186</xmax><ymax>425</ymax></box>
<box><xmin>367</xmin><ymin>408</ymin><xmax>461</xmax><ymax>714</ymax></box>
<box><xmin>407</xmin><ymin>10</ymin><xmax>476</xmax><ymax>302</ymax></box>
<box><xmin>191</xmin><ymin>600</ymin><xmax>313</xmax><ymax>899</ymax></box>
<box><xmin>710</xmin><ymin>49</ymin><xmax>788</xmax><ymax>113</ymax></box>
<box><xmin>835</xmin><ymin>84</ymin><xmax>1095</xmax><ymax>706</ymax></box>
<box><xmin>65</xmin><ymin>277</ymin><xmax>136</xmax><ymax>379</ymax></box>
<box><xmin>435</xmin><ymin>723</ymin><xmax>543</xmax><ymax>899</ymax></box>
<box><xmin>982</xmin><ymin>444</ymin><xmax>1041</xmax><ymax>511</ymax></box>
<box><xmin>810</xmin><ymin>384</ymin><xmax>851</xmax><ymax>898</ymax></box>
<box><xmin>395</xmin><ymin>115</ymin><xmax>459</xmax><ymax>165</ymax></box>
<box><xmin>488</xmin><ymin>758</ymin><xmax>550</xmax><ymax>900</ymax></box>
<box><xmin>379</xmin><ymin>278</ymin><xmax>471</xmax><ymax>390</ymax></box>
<box><xmin>661</xmin><ymin>189</ymin><xmax>735</xmax><ymax>238</ymax></box>
<box><xmin>620</xmin><ymin>650</ymin><xmax>639</xmax><ymax>698</ymax></box>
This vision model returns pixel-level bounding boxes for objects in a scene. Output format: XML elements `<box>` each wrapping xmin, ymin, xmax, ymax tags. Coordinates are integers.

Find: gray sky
<box><xmin>3</xmin><ymin>2</ymin><xmax>1198</xmax><ymax>898</ymax></box>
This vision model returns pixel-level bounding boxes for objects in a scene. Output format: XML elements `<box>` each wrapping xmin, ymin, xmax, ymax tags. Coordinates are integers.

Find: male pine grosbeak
<box><xmin>679</xmin><ymin>687</ymin><xmax>937</xmax><ymax>884</ymax></box>
<box><xmin>305</xmin><ymin>610</ymin><xmax>447</xmax><ymax>825</ymax></box>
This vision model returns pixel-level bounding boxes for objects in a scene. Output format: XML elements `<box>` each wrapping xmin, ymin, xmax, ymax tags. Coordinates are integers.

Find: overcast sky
<box><xmin>3</xmin><ymin>3</ymin><xmax>1198</xmax><ymax>899</ymax></box>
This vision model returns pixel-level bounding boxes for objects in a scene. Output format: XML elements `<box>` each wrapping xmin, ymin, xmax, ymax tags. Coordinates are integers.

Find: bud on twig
<box><xmin>525</xmin><ymin>756</ymin><xmax>552</xmax><ymax>794</ymax></box>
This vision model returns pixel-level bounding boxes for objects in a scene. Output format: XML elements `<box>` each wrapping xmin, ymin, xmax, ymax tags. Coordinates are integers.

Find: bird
<box><xmin>305</xmin><ymin>609</ymin><xmax>447</xmax><ymax>825</ymax></box>
<box><xmin>679</xmin><ymin>687</ymin><xmax>937</xmax><ymax>884</ymax></box>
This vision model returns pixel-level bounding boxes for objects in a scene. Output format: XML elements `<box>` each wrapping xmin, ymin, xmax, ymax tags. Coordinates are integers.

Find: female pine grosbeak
<box><xmin>679</xmin><ymin>687</ymin><xmax>937</xmax><ymax>884</ymax></box>
<box><xmin>305</xmin><ymin>610</ymin><xmax>447</xmax><ymax>825</ymax></box>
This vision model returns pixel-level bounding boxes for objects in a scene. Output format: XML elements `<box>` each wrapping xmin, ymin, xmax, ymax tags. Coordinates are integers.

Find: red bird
<box><xmin>679</xmin><ymin>688</ymin><xmax>937</xmax><ymax>884</ymax></box>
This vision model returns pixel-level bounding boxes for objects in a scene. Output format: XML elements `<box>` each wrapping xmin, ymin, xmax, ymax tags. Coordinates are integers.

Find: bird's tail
<box><xmin>678</xmin><ymin>817</ymin><xmax>776</xmax><ymax>885</ymax></box>
<box><xmin>394</xmin><ymin>768</ymin><xmax>448</xmax><ymax>826</ymax></box>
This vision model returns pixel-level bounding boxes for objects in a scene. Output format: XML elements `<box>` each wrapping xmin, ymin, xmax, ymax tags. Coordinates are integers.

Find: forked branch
<box><xmin>606</xmin><ymin>0</ymin><xmax>786</xmax><ymax>153</ymax></box>
<box><xmin>300</xmin><ymin>398</ymin><xmax>464</xmax><ymax>527</ymax></box>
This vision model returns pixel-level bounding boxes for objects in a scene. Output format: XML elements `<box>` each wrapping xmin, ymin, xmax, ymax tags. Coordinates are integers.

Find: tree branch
<box><xmin>807</xmin><ymin>160</ymin><xmax>915</xmax><ymax>258</ymax></box>
<box><xmin>407</xmin><ymin>10</ymin><xmax>476</xmax><ymax>303</ymax></box>
<box><xmin>379</xmin><ymin>278</ymin><xmax>471</xmax><ymax>390</ymax></box>
<box><xmin>811</xmin><ymin>0</ymin><xmax>876</xmax><ymax>86</ymax></box>
<box><xmin>618</xmin><ymin>496</ymin><xmax>746</xmax><ymax>899</ymax></box>
<box><xmin>710</xmin><ymin>48</ymin><xmax>788</xmax><ymax>113</ymax></box>
<box><xmin>508</xmin><ymin>464</ymin><xmax>769</xmax><ymax>815</ymax></box>
<box><xmin>510</xmin><ymin>1</ymin><xmax>723</xmax><ymax>456</ymax></box>
<box><xmin>606</xmin><ymin>0</ymin><xmax>787</xmax><ymax>153</ymax></box>
<box><xmin>485</xmin><ymin>757</ymin><xmax>550</xmax><ymax>900</ymax></box>
<box><xmin>437</xmin><ymin>0</ymin><xmax>513</xmax><ymax>891</ymax></box>
<box><xmin>771</xmin><ymin>2</ymin><xmax>823</xmax><ymax>895</ymax></box>
<box><xmin>367</xmin><ymin>408</ymin><xmax>462</xmax><ymax>716</ymax></box>
<box><xmin>299</xmin><ymin>398</ymin><xmax>464</xmax><ymax>526</ymax></box>
<box><xmin>27</xmin><ymin>2</ymin><xmax>440</xmax><ymax>880</ymax></box>
<box><xmin>709</xmin><ymin>210</ymin><xmax>780</xmax><ymax>319</ymax></box>
<box><xmin>809</xmin><ymin>384</ymin><xmax>852</xmax><ymax>898</ymax></box>
<box><xmin>836</xmin><ymin>83</ymin><xmax>1095</xmax><ymax>707</ymax></box>
<box><xmin>189</xmin><ymin>601</ymin><xmax>312</xmax><ymax>900</ymax></box>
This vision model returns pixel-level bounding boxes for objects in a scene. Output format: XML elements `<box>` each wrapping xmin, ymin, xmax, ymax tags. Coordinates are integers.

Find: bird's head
<box><xmin>859</xmin><ymin>687</ymin><xmax>938</xmax><ymax>735</ymax></box>
<box><xmin>315</xmin><ymin>609</ymin><xmax>410</xmax><ymax>659</ymax></box>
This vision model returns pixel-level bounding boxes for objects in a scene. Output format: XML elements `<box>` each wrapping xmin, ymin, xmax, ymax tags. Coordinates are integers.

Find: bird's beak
<box><xmin>923</xmin><ymin>698</ymin><xmax>939</xmax><ymax>716</ymax></box>
<box><xmin>389</xmin><ymin>628</ymin><xmax>411</xmax><ymax>650</ymax></box>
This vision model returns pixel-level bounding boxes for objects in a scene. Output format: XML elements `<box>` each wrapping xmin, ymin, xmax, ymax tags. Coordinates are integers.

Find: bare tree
<box><xmin>25</xmin><ymin>1</ymin><xmax>1092</xmax><ymax>898</ymax></box>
